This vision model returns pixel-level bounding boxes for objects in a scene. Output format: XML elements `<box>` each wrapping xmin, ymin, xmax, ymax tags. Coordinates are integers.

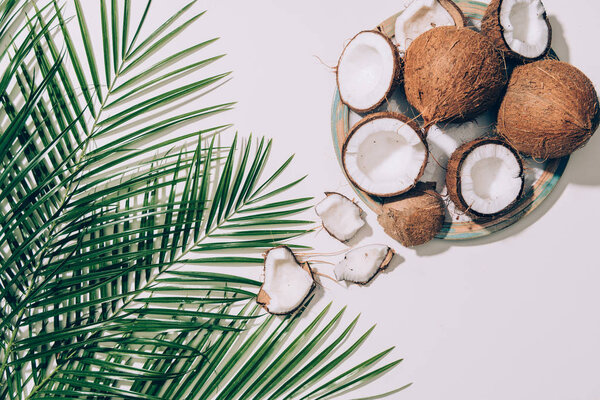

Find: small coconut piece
<box><xmin>315</xmin><ymin>192</ymin><xmax>365</xmax><ymax>242</ymax></box>
<box><xmin>404</xmin><ymin>26</ymin><xmax>507</xmax><ymax>125</ymax></box>
<box><xmin>257</xmin><ymin>246</ymin><xmax>315</xmax><ymax>315</ymax></box>
<box><xmin>395</xmin><ymin>0</ymin><xmax>466</xmax><ymax>52</ymax></box>
<box><xmin>446</xmin><ymin>138</ymin><xmax>524</xmax><ymax>218</ymax></box>
<box><xmin>377</xmin><ymin>182</ymin><xmax>445</xmax><ymax>247</ymax></box>
<box><xmin>336</xmin><ymin>30</ymin><xmax>402</xmax><ymax>113</ymax></box>
<box><xmin>481</xmin><ymin>0</ymin><xmax>551</xmax><ymax>61</ymax></box>
<box><xmin>497</xmin><ymin>60</ymin><xmax>600</xmax><ymax>159</ymax></box>
<box><xmin>334</xmin><ymin>245</ymin><xmax>395</xmax><ymax>285</ymax></box>
<box><xmin>342</xmin><ymin>112</ymin><xmax>428</xmax><ymax>197</ymax></box>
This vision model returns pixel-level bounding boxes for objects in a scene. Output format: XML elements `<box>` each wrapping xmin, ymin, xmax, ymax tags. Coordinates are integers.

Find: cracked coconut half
<box><xmin>342</xmin><ymin>112</ymin><xmax>428</xmax><ymax>198</ymax></box>
<box><xmin>446</xmin><ymin>139</ymin><xmax>524</xmax><ymax>218</ymax></box>
<box><xmin>481</xmin><ymin>0</ymin><xmax>551</xmax><ymax>60</ymax></box>
<box><xmin>336</xmin><ymin>30</ymin><xmax>402</xmax><ymax>113</ymax></box>
<box><xmin>395</xmin><ymin>0</ymin><xmax>466</xmax><ymax>53</ymax></box>
<box><xmin>334</xmin><ymin>245</ymin><xmax>394</xmax><ymax>285</ymax></box>
<box><xmin>257</xmin><ymin>246</ymin><xmax>315</xmax><ymax>315</ymax></box>
<box><xmin>315</xmin><ymin>192</ymin><xmax>365</xmax><ymax>242</ymax></box>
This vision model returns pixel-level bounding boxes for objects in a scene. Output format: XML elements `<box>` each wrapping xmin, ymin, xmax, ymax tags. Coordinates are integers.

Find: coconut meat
<box><xmin>344</xmin><ymin>117</ymin><xmax>426</xmax><ymax>196</ymax></box>
<box><xmin>459</xmin><ymin>143</ymin><xmax>522</xmax><ymax>215</ymax></box>
<box><xmin>337</xmin><ymin>31</ymin><xmax>396</xmax><ymax>111</ymax></box>
<box><xmin>395</xmin><ymin>0</ymin><xmax>456</xmax><ymax>52</ymax></box>
<box><xmin>334</xmin><ymin>245</ymin><xmax>393</xmax><ymax>284</ymax></box>
<box><xmin>499</xmin><ymin>0</ymin><xmax>549</xmax><ymax>59</ymax></box>
<box><xmin>260</xmin><ymin>247</ymin><xmax>313</xmax><ymax>314</ymax></box>
<box><xmin>315</xmin><ymin>193</ymin><xmax>365</xmax><ymax>242</ymax></box>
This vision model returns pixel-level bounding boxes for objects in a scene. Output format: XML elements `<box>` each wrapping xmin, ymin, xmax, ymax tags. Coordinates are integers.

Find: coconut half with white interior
<box><xmin>342</xmin><ymin>112</ymin><xmax>428</xmax><ymax>198</ymax></box>
<box><xmin>315</xmin><ymin>192</ymin><xmax>365</xmax><ymax>242</ymax></box>
<box><xmin>334</xmin><ymin>245</ymin><xmax>394</xmax><ymax>285</ymax></box>
<box><xmin>394</xmin><ymin>0</ymin><xmax>466</xmax><ymax>53</ymax></box>
<box><xmin>257</xmin><ymin>246</ymin><xmax>315</xmax><ymax>315</ymax></box>
<box><xmin>481</xmin><ymin>0</ymin><xmax>551</xmax><ymax>61</ymax></box>
<box><xmin>336</xmin><ymin>30</ymin><xmax>402</xmax><ymax>113</ymax></box>
<box><xmin>446</xmin><ymin>138</ymin><xmax>524</xmax><ymax>218</ymax></box>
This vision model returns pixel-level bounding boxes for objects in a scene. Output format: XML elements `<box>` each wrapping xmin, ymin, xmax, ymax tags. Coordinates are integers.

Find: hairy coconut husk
<box><xmin>256</xmin><ymin>246</ymin><xmax>315</xmax><ymax>315</ymax></box>
<box><xmin>341</xmin><ymin>111</ymin><xmax>428</xmax><ymax>197</ymax></box>
<box><xmin>446</xmin><ymin>138</ymin><xmax>524</xmax><ymax>218</ymax></box>
<box><xmin>497</xmin><ymin>60</ymin><xmax>600</xmax><ymax>159</ymax></box>
<box><xmin>481</xmin><ymin>0</ymin><xmax>551</xmax><ymax>61</ymax></box>
<box><xmin>377</xmin><ymin>182</ymin><xmax>445</xmax><ymax>247</ymax></box>
<box><xmin>404</xmin><ymin>26</ymin><xmax>507</xmax><ymax>125</ymax></box>
<box><xmin>336</xmin><ymin>30</ymin><xmax>403</xmax><ymax>113</ymax></box>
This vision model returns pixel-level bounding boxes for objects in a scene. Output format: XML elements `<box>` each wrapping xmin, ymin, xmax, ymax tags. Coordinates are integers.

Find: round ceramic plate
<box><xmin>330</xmin><ymin>0</ymin><xmax>569</xmax><ymax>241</ymax></box>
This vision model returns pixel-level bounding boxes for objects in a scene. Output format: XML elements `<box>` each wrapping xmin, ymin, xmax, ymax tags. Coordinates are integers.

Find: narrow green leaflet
<box><xmin>0</xmin><ymin>1</ymin><xmax>406</xmax><ymax>399</ymax></box>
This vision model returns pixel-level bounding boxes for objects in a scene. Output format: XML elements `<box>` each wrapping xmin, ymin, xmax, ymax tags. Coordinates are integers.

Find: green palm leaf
<box><xmin>0</xmin><ymin>1</ymin><xmax>406</xmax><ymax>398</ymax></box>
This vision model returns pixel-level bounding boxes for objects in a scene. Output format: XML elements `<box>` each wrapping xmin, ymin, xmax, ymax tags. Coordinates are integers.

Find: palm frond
<box><xmin>0</xmin><ymin>1</ymin><xmax>405</xmax><ymax>398</ymax></box>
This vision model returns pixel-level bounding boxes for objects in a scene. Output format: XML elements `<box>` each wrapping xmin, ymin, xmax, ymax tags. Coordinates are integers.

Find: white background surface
<box><xmin>92</xmin><ymin>0</ymin><xmax>600</xmax><ymax>398</ymax></box>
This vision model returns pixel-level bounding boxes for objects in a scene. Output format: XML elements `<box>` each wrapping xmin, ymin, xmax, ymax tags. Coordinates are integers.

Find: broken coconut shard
<box><xmin>394</xmin><ymin>0</ymin><xmax>466</xmax><ymax>53</ymax></box>
<box><xmin>315</xmin><ymin>192</ymin><xmax>365</xmax><ymax>242</ymax></box>
<box><xmin>404</xmin><ymin>26</ymin><xmax>507</xmax><ymax>125</ymax></box>
<box><xmin>342</xmin><ymin>112</ymin><xmax>428</xmax><ymax>198</ymax></box>
<box><xmin>257</xmin><ymin>246</ymin><xmax>315</xmax><ymax>315</ymax></box>
<box><xmin>497</xmin><ymin>59</ymin><xmax>600</xmax><ymax>159</ymax></box>
<box><xmin>334</xmin><ymin>245</ymin><xmax>394</xmax><ymax>285</ymax></box>
<box><xmin>377</xmin><ymin>182</ymin><xmax>445</xmax><ymax>247</ymax></box>
<box><xmin>336</xmin><ymin>30</ymin><xmax>402</xmax><ymax>113</ymax></box>
<box><xmin>446</xmin><ymin>139</ymin><xmax>524</xmax><ymax>219</ymax></box>
<box><xmin>481</xmin><ymin>0</ymin><xmax>551</xmax><ymax>61</ymax></box>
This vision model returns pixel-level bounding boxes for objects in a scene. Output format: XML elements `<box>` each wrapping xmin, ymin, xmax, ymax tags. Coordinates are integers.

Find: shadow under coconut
<box><xmin>561</xmin><ymin>132</ymin><xmax>600</xmax><ymax>186</ymax></box>
<box><xmin>548</xmin><ymin>16</ymin><xmax>570</xmax><ymax>62</ymax></box>
<box><xmin>414</xmin><ymin>170</ymin><xmax>570</xmax><ymax>255</ymax></box>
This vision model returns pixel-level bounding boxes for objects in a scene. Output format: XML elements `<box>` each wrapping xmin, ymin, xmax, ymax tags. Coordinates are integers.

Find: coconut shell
<box><xmin>403</xmin><ymin>26</ymin><xmax>507</xmax><ymax>125</ymax></box>
<box><xmin>446</xmin><ymin>138</ymin><xmax>524</xmax><ymax>218</ymax></box>
<box><xmin>341</xmin><ymin>111</ymin><xmax>428</xmax><ymax>197</ymax></box>
<box><xmin>438</xmin><ymin>0</ymin><xmax>468</xmax><ymax>28</ymax></box>
<box><xmin>481</xmin><ymin>0</ymin><xmax>551</xmax><ymax>61</ymax></box>
<box><xmin>320</xmin><ymin>192</ymin><xmax>364</xmax><ymax>242</ymax></box>
<box><xmin>497</xmin><ymin>60</ymin><xmax>600</xmax><ymax>159</ymax></box>
<box><xmin>336</xmin><ymin>30</ymin><xmax>403</xmax><ymax>113</ymax></box>
<box><xmin>257</xmin><ymin>246</ymin><xmax>316</xmax><ymax>315</ymax></box>
<box><xmin>377</xmin><ymin>182</ymin><xmax>445</xmax><ymax>247</ymax></box>
<box><xmin>347</xmin><ymin>247</ymin><xmax>395</xmax><ymax>286</ymax></box>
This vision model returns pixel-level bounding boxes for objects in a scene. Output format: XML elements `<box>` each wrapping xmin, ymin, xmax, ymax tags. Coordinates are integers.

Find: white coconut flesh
<box><xmin>459</xmin><ymin>144</ymin><xmax>523</xmax><ymax>215</ymax></box>
<box><xmin>260</xmin><ymin>247</ymin><xmax>314</xmax><ymax>314</ymax></box>
<box><xmin>315</xmin><ymin>193</ymin><xmax>365</xmax><ymax>242</ymax></box>
<box><xmin>344</xmin><ymin>117</ymin><xmax>427</xmax><ymax>196</ymax></box>
<box><xmin>499</xmin><ymin>0</ymin><xmax>549</xmax><ymax>58</ymax></box>
<box><xmin>334</xmin><ymin>245</ymin><xmax>393</xmax><ymax>284</ymax></box>
<box><xmin>395</xmin><ymin>0</ymin><xmax>457</xmax><ymax>52</ymax></box>
<box><xmin>337</xmin><ymin>31</ymin><xmax>396</xmax><ymax>111</ymax></box>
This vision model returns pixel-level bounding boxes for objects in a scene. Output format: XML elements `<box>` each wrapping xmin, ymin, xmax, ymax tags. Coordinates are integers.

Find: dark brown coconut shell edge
<box><xmin>318</xmin><ymin>192</ymin><xmax>365</xmax><ymax>243</ymax></box>
<box><xmin>336</xmin><ymin>30</ymin><xmax>403</xmax><ymax>113</ymax></box>
<box><xmin>481</xmin><ymin>0</ymin><xmax>552</xmax><ymax>62</ymax></box>
<box><xmin>343</xmin><ymin>247</ymin><xmax>395</xmax><ymax>285</ymax></box>
<box><xmin>341</xmin><ymin>111</ymin><xmax>428</xmax><ymax>198</ymax></box>
<box><xmin>256</xmin><ymin>245</ymin><xmax>316</xmax><ymax>315</ymax></box>
<box><xmin>439</xmin><ymin>0</ymin><xmax>468</xmax><ymax>28</ymax></box>
<box><xmin>446</xmin><ymin>138</ymin><xmax>525</xmax><ymax>219</ymax></box>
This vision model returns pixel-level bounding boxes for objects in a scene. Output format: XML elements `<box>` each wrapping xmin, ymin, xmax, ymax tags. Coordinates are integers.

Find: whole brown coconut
<box><xmin>481</xmin><ymin>0</ymin><xmax>552</xmax><ymax>61</ymax></box>
<box><xmin>497</xmin><ymin>60</ymin><xmax>600</xmax><ymax>159</ymax></box>
<box><xmin>404</xmin><ymin>26</ymin><xmax>507</xmax><ymax>125</ymax></box>
<box><xmin>377</xmin><ymin>182</ymin><xmax>445</xmax><ymax>247</ymax></box>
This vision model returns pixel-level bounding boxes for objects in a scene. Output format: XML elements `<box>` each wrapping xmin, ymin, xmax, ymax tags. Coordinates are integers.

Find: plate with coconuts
<box><xmin>330</xmin><ymin>0</ymin><xmax>600</xmax><ymax>245</ymax></box>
